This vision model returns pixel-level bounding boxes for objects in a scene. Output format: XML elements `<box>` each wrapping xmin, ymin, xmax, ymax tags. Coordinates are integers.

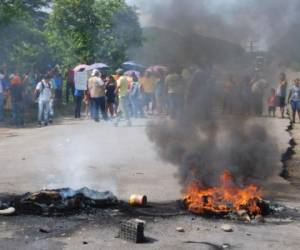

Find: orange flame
<box><xmin>183</xmin><ymin>170</ymin><xmax>262</xmax><ymax>215</ymax></box>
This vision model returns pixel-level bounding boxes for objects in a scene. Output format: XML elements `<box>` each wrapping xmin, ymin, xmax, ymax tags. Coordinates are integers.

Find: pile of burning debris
<box><xmin>0</xmin><ymin>182</ymin><xmax>296</xmax><ymax>224</ymax></box>
<box><xmin>183</xmin><ymin>171</ymin><xmax>271</xmax><ymax>221</ymax></box>
<box><xmin>0</xmin><ymin>187</ymin><xmax>118</xmax><ymax>216</ymax></box>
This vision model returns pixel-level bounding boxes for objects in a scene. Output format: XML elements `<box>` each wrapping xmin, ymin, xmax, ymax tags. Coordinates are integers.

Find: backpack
<box><xmin>34</xmin><ymin>81</ymin><xmax>50</xmax><ymax>100</ymax></box>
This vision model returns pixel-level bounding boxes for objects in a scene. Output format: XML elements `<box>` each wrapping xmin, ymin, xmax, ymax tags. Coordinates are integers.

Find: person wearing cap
<box><xmin>115</xmin><ymin>69</ymin><xmax>131</xmax><ymax>126</ymax></box>
<box><xmin>34</xmin><ymin>74</ymin><xmax>53</xmax><ymax>126</ymax></box>
<box><xmin>88</xmin><ymin>69</ymin><xmax>107</xmax><ymax>122</ymax></box>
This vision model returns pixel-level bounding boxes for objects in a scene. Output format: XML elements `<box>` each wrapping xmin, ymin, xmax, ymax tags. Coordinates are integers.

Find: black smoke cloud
<box><xmin>131</xmin><ymin>0</ymin><xmax>300</xmax><ymax>50</ymax></box>
<box><xmin>147</xmin><ymin>69</ymin><xmax>279</xmax><ymax>190</ymax></box>
<box><xmin>135</xmin><ymin>0</ymin><xmax>286</xmax><ymax>190</ymax></box>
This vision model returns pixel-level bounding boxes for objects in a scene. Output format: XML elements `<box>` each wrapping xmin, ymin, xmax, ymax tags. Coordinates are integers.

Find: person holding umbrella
<box><xmin>88</xmin><ymin>69</ymin><xmax>107</xmax><ymax>122</ymax></box>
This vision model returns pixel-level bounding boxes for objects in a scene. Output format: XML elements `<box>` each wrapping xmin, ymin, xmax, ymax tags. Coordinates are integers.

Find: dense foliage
<box><xmin>0</xmin><ymin>0</ymin><xmax>142</xmax><ymax>72</ymax></box>
<box><xmin>0</xmin><ymin>0</ymin><xmax>53</xmax><ymax>72</ymax></box>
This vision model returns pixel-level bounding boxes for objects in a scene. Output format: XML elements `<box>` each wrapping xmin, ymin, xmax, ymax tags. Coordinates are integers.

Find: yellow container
<box><xmin>129</xmin><ymin>194</ymin><xmax>147</xmax><ymax>206</ymax></box>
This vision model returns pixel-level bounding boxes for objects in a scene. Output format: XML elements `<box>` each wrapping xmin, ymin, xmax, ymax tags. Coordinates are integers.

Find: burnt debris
<box><xmin>0</xmin><ymin>187</ymin><xmax>118</xmax><ymax>216</ymax></box>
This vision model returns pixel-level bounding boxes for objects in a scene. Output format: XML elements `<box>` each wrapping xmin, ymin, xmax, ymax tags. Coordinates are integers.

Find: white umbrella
<box><xmin>73</xmin><ymin>64</ymin><xmax>89</xmax><ymax>72</ymax></box>
<box><xmin>86</xmin><ymin>63</ymin><xmax>109</xmax><ymax>71</ymax></box>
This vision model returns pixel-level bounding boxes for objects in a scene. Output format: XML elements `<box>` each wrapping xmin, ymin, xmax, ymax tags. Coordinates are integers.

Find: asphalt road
<box><xmin>0</xmin><ymin>117</ymin><xmax>180</xmax><ymax>201</ymax></box>
<box><xmin>0</xmin><ymin>116</ymin><xmax>300</xmax><ymax>250</ymax></box>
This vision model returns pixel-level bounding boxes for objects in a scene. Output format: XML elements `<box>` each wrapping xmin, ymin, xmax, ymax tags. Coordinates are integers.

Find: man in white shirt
<box><xmin>34</xmin><ymin>75</ymin><xmax>53</xmax><ymax>126</ymax></box>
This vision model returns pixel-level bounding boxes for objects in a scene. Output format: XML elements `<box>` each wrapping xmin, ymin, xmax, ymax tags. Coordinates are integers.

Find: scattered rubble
<box><xmin>176</xmin><ymin>227</ymin><xmax>185</xmax><ymax>232</ymax></box>
<box><xmin>265</xmin><ymin>217</ymin><xmax>294</xmax><ymax>223</ymax></box>
<box><xmin>0</xmin><ymin>207</ymin><xmax>15</xmax><ymax>215</ymax></box>
<box><xmin>222</xmin><ymin>243</ymin><xmax>231</xmax><ymax>249</ymax></box>
<box><xmin>221</xmin><ymin>224</ymin><xmax>233</xmax><ymax>232</ymax></box>
<box><xmin>0</xmin><ymin>187</ymin><xmax>118</xmax><ymax>216</ymax></box>
<box><xmin>237</xmin><ymin>209</ymin><xmax>247</xmax><ymax>217</ymax></box>
<box><xmin>270</xmin><ymin>204</ymin><xmax>286</xmax><ymax>213</ymax></box>
<box><xmin>253</xmin><ymin>215</ymin><xmax>265</xmax><ymax>223</ymax></box>
<box><xmin>236</xmin><ymin>210</ymin><xmax>251</xmax><ymax>222</ymax></box>
<box><xmin>39</xmin><ymin>226</ymin><xmax>51</xmax><ymax>233</ymax></box>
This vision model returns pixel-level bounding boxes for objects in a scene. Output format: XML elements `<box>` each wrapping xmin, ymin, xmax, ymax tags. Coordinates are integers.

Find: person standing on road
<box><xmin>0</xmin><ymin>70</ymin><xmax>9</xmax><ymax>124</ymax></box>
<box><xmin>34</xmin><ymin>75</ymin><xmax>53</xmax><ymax>126</ymax></box>
<box><xmin>115</xmin><ymin>69</ymin><xmax>131</xmax><ymax>126</ymax></box>
<box><xmin>140</xmin><ymin>71</ymin><xmax>156</xmax><ymax>115</ymax></box>
<box><xmin>52</xmin><ymin>66</ymin><xmax>63</xmax><ymax>107</ymax></box>
<box><xmin>267</xmin><ymin>88</ymin><xmax>276</xmax><ymax>117</ymax></box>
<box><xmin>276</xmin><ymin>72</ymin><xmax>288</xmax><ymax>119</ymax></box>
<box><xmin>10</xmin><ymin>72</ymin><xmax>25</xmax><ymax>127</ymax></box>
<box><xmin>65</xmin><ymin>68</ymin><xmax>75</xmax><ymax>104</ymax></box>
<box><xmin>154</xmin><ymin>70</ymin><xmax>166</xmax><ymax>115</ymax></box>
<box><xmin>129</xmin><ymin>73</ymin><xmax>144</xmax><ymax>118</ymax></box>
<box><xmin>288</xmin><ymin>78</ymin><xmax>300</xmax><ymax>123</ymax></box>
<box><xmin>88</xmin><ymin>69</ymin><xmax>107</xmax><ymax>122</ymax></box>
<box><xmin>74</xmin><ymin>88</ymin><xmax>84</xmax><ymax>119</ymax></box>
<box><xmin>105</xmin><ymin>75</ymin><xmax>117</xmax><ymax>118</ymax></box>
<box><xmin>165</xmin><ymin>71</ymin><xmax>182</xmax><ymax>119</ymax></box>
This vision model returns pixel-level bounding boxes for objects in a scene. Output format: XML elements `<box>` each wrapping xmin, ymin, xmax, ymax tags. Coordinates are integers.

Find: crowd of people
<box><xmin>271</xmin><ymin>72</ymin><xmax>300</xmax><ymax>124</ymax></box>
<box><xmin>0</xmin><ymin>65</ymin><xmax>64</xmax><ymax>127</ymax></box>
<box><xmin>73</xmin><ymin>68</ymin><xmax>165</xmax><ymax>126</ymax></box>
<box><xmin>222</xmin><ymin>71</ymin><xmax>300</xmax><ymax>123</ymax></box>
<box><xmin>1</xmin><ymin>63</ymin><xmax>300</xmax><ymax>128</ymax></box>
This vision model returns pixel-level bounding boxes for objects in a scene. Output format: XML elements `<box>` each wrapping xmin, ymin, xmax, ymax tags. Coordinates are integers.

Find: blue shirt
<box><xmin>53</xmin><ymin>75</ymin><xmax>63</xmax><ymax>90</ymax></box>
<box><xmin>0</xmin><ymin>75</ymin><xmax>9</xmax><ymax>93</ymax></box>
<box><xmin>74</xmin><ymin>89</ymin><xmax>84</xmax><ymax>97</ymax></box>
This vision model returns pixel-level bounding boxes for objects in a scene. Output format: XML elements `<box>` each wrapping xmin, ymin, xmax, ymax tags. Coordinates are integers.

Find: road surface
<box><xmin>0</xmin><ymin>116</ymin><xmax>299</xmax><ymax>250</ymax></box>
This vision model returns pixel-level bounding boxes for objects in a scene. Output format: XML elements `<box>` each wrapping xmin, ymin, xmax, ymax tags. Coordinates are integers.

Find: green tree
<box><xmin>0</xmin><ymin>0</ymin><xmax>50</xmax><ymax>27</ymax></box>
<box><xmin>46</xmin><ymin>0</ymin><xmax>98</xmax><ymax>65</ymax></box>
<box><xmin>0</xmin><ymin>0</ymin><xmax>53</xmax><ymax>72</ymax></box>
<box><xmin>94</xmin><ymin>0</ymin><xmax>142</xmax><ymax>66</ymax></box>
<box><xmin>46</xmin><ymin>0</ymin><xmax>142</xmax><ymax>67</ymax></box>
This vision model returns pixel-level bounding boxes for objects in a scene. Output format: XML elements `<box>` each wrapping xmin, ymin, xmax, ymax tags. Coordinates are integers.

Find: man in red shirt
<box><xmin>9</xmin><ymin>72</ymin><xmax>25</xmax><ymax>127</ymax></box>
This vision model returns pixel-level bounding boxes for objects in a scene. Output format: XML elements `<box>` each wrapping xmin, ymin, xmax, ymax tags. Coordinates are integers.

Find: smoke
<box><xmin>44</xmin><ymin>124</ymin><xmax>117</xmax><ymax>194</ymax></box>
<box><xmin>134</xmin><ymin>0</ymin><xmax>284</xmax><ymax>190</ymax></box>
<box><xmin>147</xmin><ymin>68</ymin><xmax>280</xmax><ymax>190</ymax></box>
<box><xmin>129</xmin><ymin>0</ymin><xmax>300</xmax><ymax>50</ymax></box>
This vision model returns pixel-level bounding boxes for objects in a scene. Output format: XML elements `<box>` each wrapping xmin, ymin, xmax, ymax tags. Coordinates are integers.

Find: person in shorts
<box><xmin>288</xmin><ymin>78</ymin><xmax>300</xmax><ymax>123</ymax></box>
<box><xmin>275</xmin><ymin>72</ymin><xmax>288</xmax><ymax>118</ymax></box>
